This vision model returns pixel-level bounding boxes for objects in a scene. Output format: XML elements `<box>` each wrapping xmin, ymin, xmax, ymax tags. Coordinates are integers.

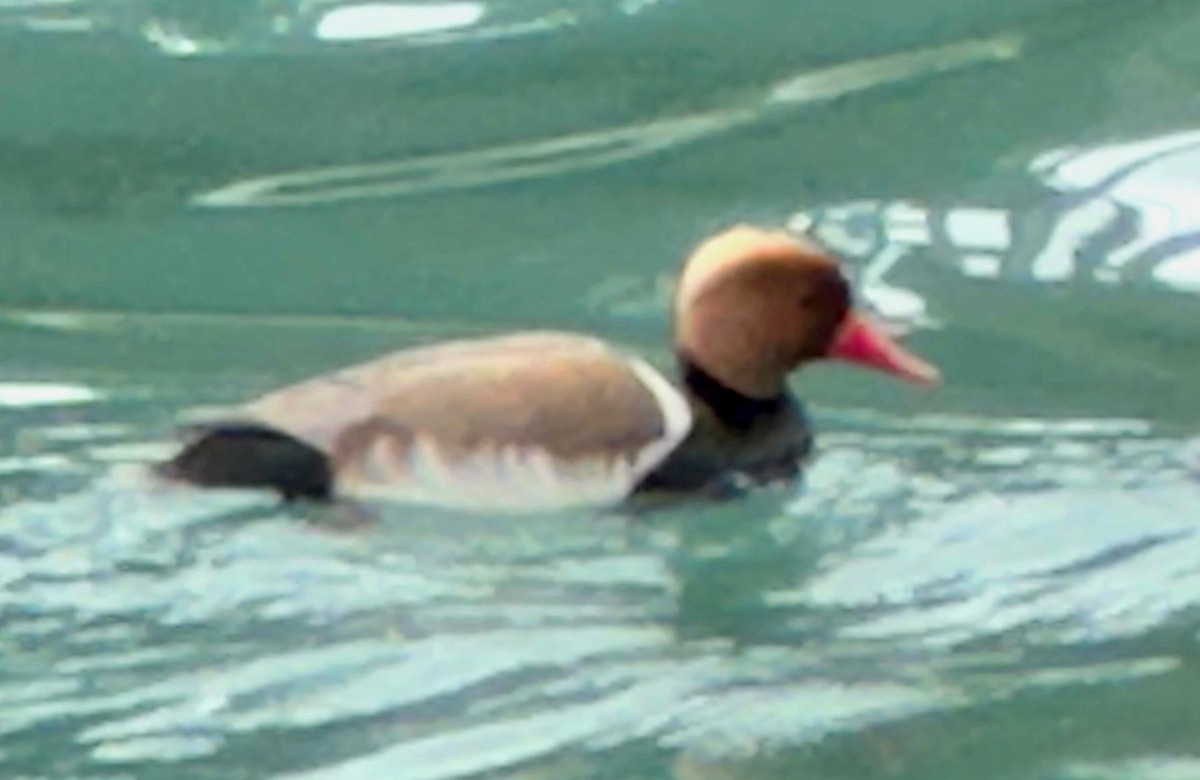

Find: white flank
<box><xmin>341</xmin><ymin>357</ymin><xmax>692</xmax><ymax>512</ymax></box>
<box><xmin>347</xmin><ymin>439</ymin><xmax>631</xmax><ymax>512</ymax></box>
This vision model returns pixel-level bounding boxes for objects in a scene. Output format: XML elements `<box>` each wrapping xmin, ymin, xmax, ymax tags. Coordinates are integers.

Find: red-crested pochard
<box><xmin>158</xmin><ymin>225</ymin><xmax>939</xmax><ymax>510</ymax></box>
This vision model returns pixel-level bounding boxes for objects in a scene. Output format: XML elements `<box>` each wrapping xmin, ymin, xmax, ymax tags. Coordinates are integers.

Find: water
<box><xmin>2</xmin><ymin>0</ymin><xmax>1199</xmax><ymax>778</ymax></box>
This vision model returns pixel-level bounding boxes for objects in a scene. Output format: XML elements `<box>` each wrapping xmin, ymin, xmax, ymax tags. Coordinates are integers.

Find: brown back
<box><xmin>247</xmin><ymin>332</ymin><xmax>671</xmax><ymax>466</ymax></box>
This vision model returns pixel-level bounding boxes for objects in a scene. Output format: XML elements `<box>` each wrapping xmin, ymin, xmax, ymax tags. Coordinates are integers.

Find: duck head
<box><xmin>675</xmin><ymin>224</ymin><xmax>940</xmax><ymax>398</ymax></box>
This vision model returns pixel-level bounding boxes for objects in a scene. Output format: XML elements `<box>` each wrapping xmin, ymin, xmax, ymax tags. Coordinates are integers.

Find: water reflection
<box><xmin>190</xmin><ymin>33</ymin><xmax>1020</xmax><ymax>208</ymax></box>
<box><xmin>587</xmin><ymin>127</ymin><xmax>1200</xmax><ymax>339</ymax></box>
<box><xmin>1</xmin><ymin>377</ymin><xmax>1196</xmax><ymax>778</ymax></box>
<box><xmin>1</xmin><ymin>1</ymin><xmax>1197</xmax><ymax>777</ymax></box>
<box><xmin>798</xmin><ymin>128</ymin><xmax>1200</xmax><ymax>319</ymax></box>
<box><xmin>192</xmin><ymin>109</ymin><xmax>755</xmax><ymax>208</ymax></box>
<box><xmin>0</xmin><ymin>0</ymin><xmax>673</xmax><ymax>55</ymax></box>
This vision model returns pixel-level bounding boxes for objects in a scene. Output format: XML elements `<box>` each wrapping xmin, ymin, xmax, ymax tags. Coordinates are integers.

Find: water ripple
<box><xmin>192</xmin><ymin>32</ymin><xmax>1020</xmax><ymax>208</ymax></box>
<box><xmin>1</xmin><ymin>387</ymin><xmax>1197</xmax><ymax>777</ymax></box>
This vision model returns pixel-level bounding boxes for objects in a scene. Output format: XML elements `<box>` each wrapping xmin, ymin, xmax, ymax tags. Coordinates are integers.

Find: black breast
<box><xmin>632</xmin><ymin>360</ymin><xmax>812</xmax><ymax>500</ymax></box>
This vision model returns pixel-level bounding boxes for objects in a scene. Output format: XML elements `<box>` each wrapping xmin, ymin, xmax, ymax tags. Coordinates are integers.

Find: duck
<box><xmin>157</xmin><ymin>225</ymin><xmax>939</xmax><ymax>511</ymax></box>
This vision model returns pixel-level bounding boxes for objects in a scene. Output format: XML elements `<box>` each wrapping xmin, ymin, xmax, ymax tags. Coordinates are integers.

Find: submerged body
<box><xmin>159</xmin><ymin>225</ymin><xmax>939</xmax><ymax>510</ymax></box>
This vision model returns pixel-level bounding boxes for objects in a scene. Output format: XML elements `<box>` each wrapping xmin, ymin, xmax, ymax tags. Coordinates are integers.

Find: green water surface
<box><xmin>1</xmin><ymin>1</ymin><xmax>1198</xmax><ymax>778</ymax></box>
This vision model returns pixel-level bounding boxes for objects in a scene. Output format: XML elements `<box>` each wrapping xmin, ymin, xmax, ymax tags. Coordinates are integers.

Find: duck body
<box><xmin>162</xmin><ymin>330</ymin><xmax>814</xmax><ymax>510</ymax></box>
<box><xmin>159</xmin><ymin>225</ymin><xmax>939</xmax><ymax>511</ymax></box>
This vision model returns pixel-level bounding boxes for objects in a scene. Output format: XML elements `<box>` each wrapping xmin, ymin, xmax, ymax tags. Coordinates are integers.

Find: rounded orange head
<box><xmin>674</xmin><ymin>224</ymin><xmax>940</xmax><ymax>398</ymax></box>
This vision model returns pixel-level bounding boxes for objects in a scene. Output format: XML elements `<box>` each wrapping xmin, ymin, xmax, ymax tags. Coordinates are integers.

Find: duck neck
<box><xmin>678</xmin><ymin>354</ymin><xmax>788</xmax><ymax>432</ymax></box>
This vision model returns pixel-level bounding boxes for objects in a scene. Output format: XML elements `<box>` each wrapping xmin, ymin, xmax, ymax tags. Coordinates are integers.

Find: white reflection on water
<box><xmin>584</xmin><ymin>128</ymin><xmax>1200</xmax><ymax>343</ymax></box>
<box><xmin>799</xmin><ymin>486</ymin><xmax>1199</xmax><ymax>645</ymax></box>
<box><xmin>1061</xmin><ymin>757</ymin><xmax>1200</xmax><ymax>780</ymax></box>
<box><xmin>315</xmin><ymin>3</ymin><xmax>486</xmax><ymax>41</ymax></box>
<box><xmin>0</xmin><ymin>0</ymin><xmax>672</xmax><ymax>51</ymax></box>
<box><xmin>1</xmin><ymin>378</ymin><xmax>1197</xmax><ymax>778</ymax></box>
<box><xmin>784</xmin><ymin>127</ymin><xmax>1200</xmax><ymax>330</ymax></box>
<box><xmin>0</xmin><ymin>381</ymin><xmax>101</xmax><ymax>407</ymax></box>
<box><xmin>1</xmin><ymin>0</ymin><xmax>674</xmax><ymax>54</ymax></box>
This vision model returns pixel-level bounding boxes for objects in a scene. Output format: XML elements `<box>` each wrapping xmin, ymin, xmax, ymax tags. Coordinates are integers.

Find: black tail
<box><xmin>157</xmin><ymin>423</ymin><xmax>332</xmax><ymax>501</ymax></box>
